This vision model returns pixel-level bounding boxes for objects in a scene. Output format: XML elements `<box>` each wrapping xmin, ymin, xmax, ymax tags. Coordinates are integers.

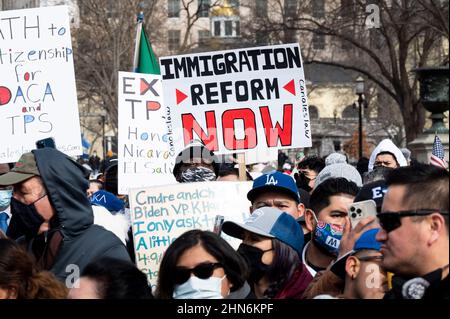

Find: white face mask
<box><xmin>0</xmin><ymin>189</ymin><xmax>13</xmax><ymax>210</ymax></box>
<box><xmin>172</xmin><ymin>275</ymin><xmax>226</xmax><ymax>299</ymax></box>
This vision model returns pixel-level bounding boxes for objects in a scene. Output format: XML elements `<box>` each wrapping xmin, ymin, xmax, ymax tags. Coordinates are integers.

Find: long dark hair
<box><xmin>0</xmin><ymin>239</ymin><xmax>67</xmax><ymax>299</ymax></box>
<box><xmin>264</xmin><ymin>238</ymin><xmax>301</xmax><ymax>298</ymax></box>
<box><xmin>156</xmin><ymin>230</ymin><xmax>248</xmax><ymax>299</ymax></box>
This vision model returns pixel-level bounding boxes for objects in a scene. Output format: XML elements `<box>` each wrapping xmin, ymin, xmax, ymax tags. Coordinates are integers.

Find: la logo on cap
<box><xmin>265</xmin><ymin>174</ymin><xmax>278</xmax><ymax>186</ymax></box>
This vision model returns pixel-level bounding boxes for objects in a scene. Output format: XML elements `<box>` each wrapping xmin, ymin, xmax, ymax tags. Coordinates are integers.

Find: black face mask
<box><xmin>237</xmin><ymin>243</ymin><xmax>271</xmax><ymax>285</ymax></box>
<box><xmin>8</xmin><ymin>197</ymin><xmax>45</xmax><ymax>238</ymax></box>
<box><xmin>295</xmin><ymin>172</ymin><xmax>312</xmax><ymax>193</ymax></box>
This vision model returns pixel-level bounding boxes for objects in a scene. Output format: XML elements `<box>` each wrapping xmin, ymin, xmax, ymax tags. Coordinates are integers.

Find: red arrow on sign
<box><xmin>176</xmin><ymin>89</ymin><xmax>188</xmax><ymax>105</ymax></box>
<box><xmin>283</xmin><ymin>80</ymin><xmax>296</xmax><ymax>96</ymax></box>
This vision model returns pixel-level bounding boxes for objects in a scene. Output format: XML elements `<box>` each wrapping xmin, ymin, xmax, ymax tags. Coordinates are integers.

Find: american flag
<box><xmin>430</xmin><ymin>135</ymin><xmax>448</xmax><ymax>169</ymax></box>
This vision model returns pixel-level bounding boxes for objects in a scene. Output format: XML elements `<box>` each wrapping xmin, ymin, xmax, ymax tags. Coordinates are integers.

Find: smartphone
<box><xmin>213</xmin><ymin>215</ymin><xmax>225</xmax><ymax>235</ymax></box>
<box><xmin>348</xmin><ymin>200</ymin><xmax>377</xmax><ymax>229</ymax></box>
<box><xmin>36</xmin><ymin>137</ymin><xmax>56</xmax><ymax>149</ymax></box>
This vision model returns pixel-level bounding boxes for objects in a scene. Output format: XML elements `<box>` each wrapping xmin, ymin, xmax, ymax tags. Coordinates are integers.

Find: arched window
<box><xmin>309</xmin><ymin>105</ymin><xmax>319</xmax><ymax>118</ymax></box>
<box><xmin>342</xmin><ymin>104</ymin><xmax>358</xmax><ymax>118</ymax></box>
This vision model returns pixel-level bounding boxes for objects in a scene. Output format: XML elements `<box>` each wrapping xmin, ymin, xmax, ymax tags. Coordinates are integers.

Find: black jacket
<box><xmin>384</xmin><ymin>273</ymin><xmax>449</xmax><ymax>300</ymax></box>
<box><xmin>28</xmin><ymin>148</ymin><xmax>130</xmax><ymax>281</ymax></box>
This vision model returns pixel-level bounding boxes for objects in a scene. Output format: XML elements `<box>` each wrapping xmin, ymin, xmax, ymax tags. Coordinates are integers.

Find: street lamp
<box><xmin>412</xmin><ymin>67</ymin><xmax>449</xmax><ymax>134</ymax></box>
<box><xmin>355</xmin><ymin>76</ymin><xmax>366</xmax><ymax>159</ymax></box>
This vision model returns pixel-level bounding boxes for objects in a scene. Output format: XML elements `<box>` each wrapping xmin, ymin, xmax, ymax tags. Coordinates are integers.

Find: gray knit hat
<box><xmin>314</xmin><ymin>160</ymin><xmax>363</xmax><ymax>189</ymax></box>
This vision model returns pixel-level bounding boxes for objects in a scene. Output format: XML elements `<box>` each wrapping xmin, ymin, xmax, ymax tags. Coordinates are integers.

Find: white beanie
<box><xmin>368</xmin><ymin>139</ymin><xmax>407</xmax><ymax>172</ymax></box>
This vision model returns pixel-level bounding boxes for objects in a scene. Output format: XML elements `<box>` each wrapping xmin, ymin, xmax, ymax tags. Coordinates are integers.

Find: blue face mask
<box><xmin>172</xmin><ymin>275</ymin><xmax>226</xmax><ymax>299</ymax></box>
<box><xmin>0</xmin><ymin>189</ymin><xmax>13</xmax><ymax>210</ymax></box>
<box><xmin>312</xmin><ymin>213</ymin><xmax>344</xmax><ymax>256</ymax></box>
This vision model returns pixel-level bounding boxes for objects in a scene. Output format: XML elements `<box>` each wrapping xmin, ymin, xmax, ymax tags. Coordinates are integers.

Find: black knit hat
<box><xmin>354</xmin><ymin>180</ymin><xmax>388</xmax><ymax>213</ymax></box>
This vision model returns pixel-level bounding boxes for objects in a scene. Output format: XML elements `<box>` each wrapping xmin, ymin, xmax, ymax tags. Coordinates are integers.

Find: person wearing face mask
<box><xmin>172</xmin><ymin>140</ymin><xmax>219</xmax><ymax>183</ymax></box>
<box><xmin>302</xmin><ymin>178</ymin><xmax>359</xmax><ymax>277</ymax></box>
<box><xmin>0</xmin><ymin>163</ymin><xmax>13</xmax><ymax>236</ymax></box>
<box><xmin>0</xmin><ymin>186</ymin><xmax>12</xmax><ymax>236</ymax></box>
<box><xmin>223</xmin><ymin>207</ymin><xmax>313</xmax><ymax>299</ymax></box>
<box><xmin>156</xmin><ymin>230</ymin><xmax>250</xmax><ymax>299</ymax></box>
<box><xmin>0</xmin><ymin>149</ymin><xmax>130</xmax><ymax>282</ymax></box>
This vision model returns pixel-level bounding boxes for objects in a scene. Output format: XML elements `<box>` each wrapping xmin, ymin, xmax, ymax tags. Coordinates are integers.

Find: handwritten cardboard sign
<box><xmin>0</xmin><ymin>6</ymin><xmax>82</xmax><ymax>163</ymax></box>
<box><xmin>117</xmin><ymin>71</ymin><xmax>176</xmax><ymax>194</ymax></box>
<box><xmin>129</xmin><ymin>181</ymin><xmax>252</xmax><ymax>288</ymax></box>
<box><xmin>160</xmin><ymin>43</ymin><xmax>312</xmax><ymax>156</ymax></box>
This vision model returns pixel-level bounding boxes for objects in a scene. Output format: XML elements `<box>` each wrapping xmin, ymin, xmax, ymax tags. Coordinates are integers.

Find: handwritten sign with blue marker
<box><xmin>129</xmin><ymin>181</ymin><xmax>252</xmax><ymax>288</ymax></box>
<box><xmin>0</xmin><ymin>6</ymin><xmax>82</xmax><ymax>163</ymax></box>
<box><xmin>118</xmin><ymin>71</ymin><xmax>177</xmax><ymax>194</ymax></box>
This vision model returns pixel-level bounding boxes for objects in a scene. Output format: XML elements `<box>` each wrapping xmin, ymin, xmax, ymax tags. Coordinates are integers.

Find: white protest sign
<box><xmin>129</xmin><ymin>181</ymin><xmax>252</xmax><ymax>288</ymax></box>
<box><xmin>0</xmin><ymin>6</ymin><xmax>82</xmax><ymax>163</ymax></box>
<box><xmin>160</xmin><ymin>43</ymin><xmax>312</xmax><ymax>156</ymax></box>
<box><xmin>118</xmin><ymin>71</ymin><xmax>176</xmax><ymax>194</ymax></box>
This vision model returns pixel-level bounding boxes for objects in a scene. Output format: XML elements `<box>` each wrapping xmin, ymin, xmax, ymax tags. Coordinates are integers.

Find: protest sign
<box><xmin>118</xmin><ymin>71</ymin><xmax>176</xmax><ymax>194</ymax></box>
<box><xmin>0</xmin><ymin>6</ymin><xmax>82</xmax><ymax>163</ymax></box>
<box><xmin>160</xmin><ymin>43</ymin><xmax>312</xmax><ymax>156</ymax></box>
<box><xmin>129</xmin><ymin>181</ymin><xmax>252</xmax><ymax>288</ymax></box>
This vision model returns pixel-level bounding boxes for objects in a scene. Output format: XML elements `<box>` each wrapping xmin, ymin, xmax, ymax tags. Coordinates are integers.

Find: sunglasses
<box><xmin>377</xmin><ymin>209</ymin><xmax>449</xmax><ymax>233</ymax></box>
<box><xmin>173</xmin><ymin>262</ymin><xmax>222</xmax><ymax>285</ymax></box>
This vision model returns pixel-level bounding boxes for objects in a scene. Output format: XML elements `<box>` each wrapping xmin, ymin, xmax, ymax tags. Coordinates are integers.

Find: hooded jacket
<box><xmin>28</xmin><ymin>148</ymin><xmax>130</xmax><ymax>281</ymax></box>
<box><xmin>368</xmin><ymin>139</ymin><xmax>407</xmax><ymax>172</ymax></box>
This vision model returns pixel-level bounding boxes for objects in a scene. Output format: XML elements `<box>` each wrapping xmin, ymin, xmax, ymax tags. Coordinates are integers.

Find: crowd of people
<box><xmin>0</xmin><ymin>137</ymin><xmax>448</xmax><ymax>300</ymax></box>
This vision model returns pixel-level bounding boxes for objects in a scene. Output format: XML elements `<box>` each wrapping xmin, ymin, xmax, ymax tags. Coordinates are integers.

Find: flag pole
<box><xmin>132</xmin><ymin>12</ymin><xmax>144</xmax><ymax>72</ymax></box>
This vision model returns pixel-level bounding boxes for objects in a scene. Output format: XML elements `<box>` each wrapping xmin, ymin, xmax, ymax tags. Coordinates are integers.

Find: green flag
<box><xmin>135</xmin><ymin>24</ymin><xmax>160</xmax><ymax>75</ymax></box>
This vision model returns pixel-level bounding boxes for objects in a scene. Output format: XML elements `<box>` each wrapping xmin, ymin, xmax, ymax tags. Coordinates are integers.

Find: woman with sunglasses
<box><xmin>156</xmin><ymin>230</ymin><xmax>249</xmax><ymax>299</ymax></box>
<box><xmin>222</xmin><ymin>207</ymin><xmax>313</xmax><ymax>299</ymax></box>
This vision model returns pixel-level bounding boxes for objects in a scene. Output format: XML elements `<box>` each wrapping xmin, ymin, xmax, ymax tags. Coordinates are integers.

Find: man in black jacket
<box><xmin>376</xmin><ymin>164</ymin><xmax>449</xmax><ymax>299</ymax></box>
<box><xmin>0</xmin><ymin>148</ymin><xmax>130</xmax><ymax>282</ymax></box>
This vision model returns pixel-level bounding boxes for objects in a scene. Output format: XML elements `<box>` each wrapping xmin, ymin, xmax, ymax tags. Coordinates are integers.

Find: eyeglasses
<box><xmin>377</xmin><ymin>209</ymin><xmax>449</xmax><ymax>233</ymax></box>
<box><xmin>173</xmin><ymin>262</ymin><xmax>222</xmax><ymax>285</ymax></box>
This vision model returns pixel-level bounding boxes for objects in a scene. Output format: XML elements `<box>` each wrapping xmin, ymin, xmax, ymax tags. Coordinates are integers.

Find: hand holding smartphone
<box><xmin>348</xmin><ymin>200</ymin><xmax>377</xmax><ymax>229</ymax></box>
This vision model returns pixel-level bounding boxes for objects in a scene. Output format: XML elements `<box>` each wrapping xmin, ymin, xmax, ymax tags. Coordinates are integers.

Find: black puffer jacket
<box><xmin>24</xmin><ymin>148</ymin><xmax>130</xmax><ymax>281</ymax></box>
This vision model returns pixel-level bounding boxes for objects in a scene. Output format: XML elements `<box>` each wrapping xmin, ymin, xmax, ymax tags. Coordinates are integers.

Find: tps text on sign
<box><xmin>129</xmin><ymin>181</ymin><xmax>252</xmax><ymax>288</ymax></box>
<box><xmin>161</xmin><ymin>43</ymin><xmax>312</xmax><ymax>155</ymax></box>
<box><xmin>0</xmin><ymin>6</ymin><xmax>82</xmax><ymax>163</ymax></box>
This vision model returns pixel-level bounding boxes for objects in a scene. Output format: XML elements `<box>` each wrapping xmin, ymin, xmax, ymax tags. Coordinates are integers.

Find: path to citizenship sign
<box><xmin>0</xmin><ymin>6</ymin><xmax>82</xmax><ymax>163</ymax></box>
<box><xmin>118</xmin><ymin>71</ymin><xmax>176</xmax><ymax>195</ymax></box>
<box><xmin>161</xmin><ymin>43</ymin><xmax>312</xmax><ymax>156</ymax></box>
<box><xmin>129</xmin><ymin>181</ymin><xmax>252</xmax><ymax>288</ymax></box>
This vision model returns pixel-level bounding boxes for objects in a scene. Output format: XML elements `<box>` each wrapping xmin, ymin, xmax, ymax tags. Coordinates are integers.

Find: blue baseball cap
<box><xmin>222</xmin><ymin>207</ymin><xmax>304</xmax><ymax>256</ymax></box>
<box><xmin>247</xmin><ymin>171</ymin><xmax>300</xmax><ymax>203</ymax></box>
<box><xmin>331</xmin><ymin>228</ymin><xmax>382</xmax><ymax>279</ymax></box>
<box><xmin>90</xmin><ymin>190</ymin><xmax>125</xmax><ymax>213</ymax></box>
